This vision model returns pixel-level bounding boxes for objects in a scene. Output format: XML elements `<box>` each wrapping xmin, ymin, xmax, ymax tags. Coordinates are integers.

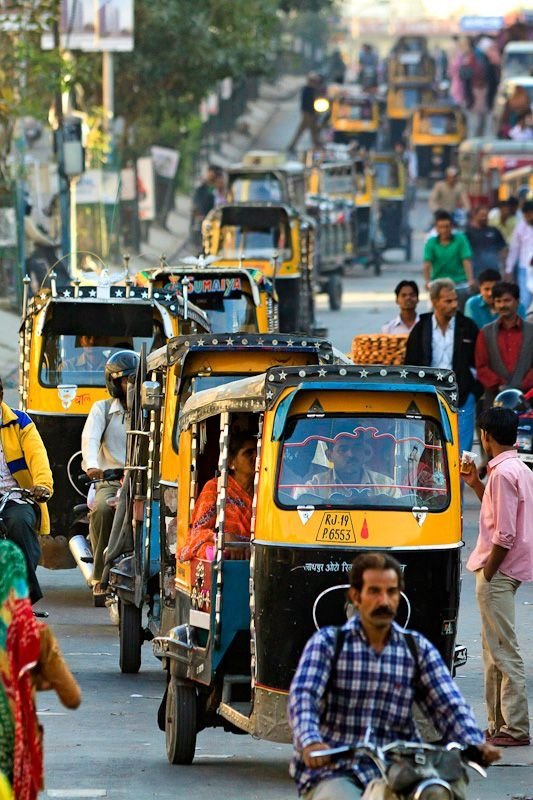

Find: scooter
<box><xmin>67</xmin><ymin>468</ymin><xmax>123</xmax><ymax>607</ymax></box>
<box><xmin>310</xmin><ymin>728</ymin><xmax>488</xmax><ymax>800</ymax></box>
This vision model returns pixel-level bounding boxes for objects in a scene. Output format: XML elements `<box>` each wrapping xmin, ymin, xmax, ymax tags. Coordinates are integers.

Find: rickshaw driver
<box><xmin>65</xmin><ymin>335</ymin><xmax>109</xmax><ymax>374</ymax></box>
<box><xmin>81</xmin><ymin>351</ymin><xmax>139</xmax><ymax>597</ymax></box>
<box><xmin>299</xmin><ymin>434</ymin><xmax>399</xmax><ymax>501</ymax></box>
<box><xmin>288</xmin><ymin>552</ymin><xmax>501</xmax><ymax>799</ymax></box>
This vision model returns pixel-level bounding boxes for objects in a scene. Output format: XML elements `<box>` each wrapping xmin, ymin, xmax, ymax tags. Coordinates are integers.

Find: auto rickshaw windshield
<box><xmin>229</xmin><ymin>173</ymin><xmax>283</xmax><ymax>203</ymax></box>
<box><xmin>217</xmin><ymin>221</ymin><xmax>292</xmax><ymax>260</ymax></box>
<box><xmin>321</xmin><ymin>168</ymin><xmax>354</xmax><ymax>195</ymax></box>
<box><xmin>421</xmin><ymin>113</ymin><xmax>458</xmax><ymax>136</ymax></box>
<box><xmin>338</xmin><ymin>98</ymin><xmax>373</xmax><ymax>120</ymax></box>
<box><xmin>403</xmin><ymin>88</ymin><xmax>421</xmax><ymax>108</ymax></box>
<box><xmin>187</xmin><ymin>290</ymin><xmax>257</xmax><ymax>333</ymax></box>
<box><xmin>277</xmin><ymin>415</ymin><xmax>449</xmax><ymax>510</ymax></box>
<box><xmin>374</xmin><ymin>161</ymin><xmax>401</xmax><ymax>189</ymax></box>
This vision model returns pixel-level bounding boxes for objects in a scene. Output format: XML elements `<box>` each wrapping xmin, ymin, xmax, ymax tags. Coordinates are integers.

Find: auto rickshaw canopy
<box><xmin>410</xmin><ymin>106</ymin><xmax>466</xmax><ymax>146</ymax></box>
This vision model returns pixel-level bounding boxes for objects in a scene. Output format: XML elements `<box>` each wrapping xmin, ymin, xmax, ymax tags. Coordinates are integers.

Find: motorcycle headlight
<box><xmin>517</xmin><ymin>434</ymin><xmax>532</xmax><ymax>452</ymax></box>
<box><xmin>410</xmin><ymin>779</ymin><xmax>453</xmax><ymax>800</ymax></box>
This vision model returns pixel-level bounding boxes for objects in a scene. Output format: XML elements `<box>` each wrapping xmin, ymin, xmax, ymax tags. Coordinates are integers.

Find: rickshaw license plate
<box><xmin>316</xmin><ymin>512</ymin><xmax>356</xmax><ymax>544</ymax></box>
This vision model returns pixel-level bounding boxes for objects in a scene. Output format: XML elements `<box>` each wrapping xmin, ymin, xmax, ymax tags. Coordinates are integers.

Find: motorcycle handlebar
<box><xmin>78</xmin><ymin>469</ymin><xmax>124</xmax><ymax>486</ymax></box>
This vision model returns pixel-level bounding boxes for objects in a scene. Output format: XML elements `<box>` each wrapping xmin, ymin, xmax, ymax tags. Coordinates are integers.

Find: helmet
<box><xmin>493</xmin><ymin>388</ymin><xmax>528</xmax><ymax>415</ymax></box>
<box><xmin>104</xmin><ymin>350</ymin><xmax>140</xmax><ymax>398</ymax></box>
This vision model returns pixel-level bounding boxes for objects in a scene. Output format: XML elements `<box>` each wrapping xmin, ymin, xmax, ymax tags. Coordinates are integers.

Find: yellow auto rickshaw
<box><xmin>371</xmin><ymin>153</ymin><xmax>412</xmax><ymax>260</ymax></box>
<box><xmin>409</xmin><ymin>106</ymin><xmax>466</xmax><ymax>182</ymax></box>
<box><xmin>386</xmin><ymin>84</ymin><xmax>436</xmax><ymax>147</ymax></box>
<box><xmin>139</xmin><ymin>263</ymin><xmax>278</xmax><ymax>334</ymax></box>
<box><xmin>498</xmin><ymin>164</ymin><xmax>533</xmax><ymax>202</ymax></box>
<box><xmin>19</xmin><ymin>273</ymin><xmax>209</xmax><ymax>569</ymax></box>
<box><xmin>202</xmin><ymin>203</ymin><xmax>315</xmax><ymax>334</ymax></box>
<box><xmin>227</xmin><ymin>151</ymin><xmax>306</xmax><ymax>212</ymax></box>
<box><xmin>152</xmin><ymin>363</ymin><xmax>464</xmax><ymax>763</ymax></box>
<box><xmin>387</xmin><ymin>37</ymin><xmax>435</xmax><ymax>85</ymax></box>
<box><xmin>328</xmin><ymin>85</ymin><xmax>380</xmax><ymax>149</ymax></box>
<box><xmin>109</xmin><ymin>333</ymin><xmax>342</xmax><ymax>672</ymax></box>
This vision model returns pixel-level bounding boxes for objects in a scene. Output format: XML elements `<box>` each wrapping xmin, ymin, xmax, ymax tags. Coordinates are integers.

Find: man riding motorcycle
<box><xmin>81</xmin><ymin>350</ymin><xmax>139</xmax><ymax>599</ymax></box>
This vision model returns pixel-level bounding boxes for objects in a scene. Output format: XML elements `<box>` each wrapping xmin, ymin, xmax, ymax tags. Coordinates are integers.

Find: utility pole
<box><xmin>52</xmin><ymin>14</ymin><xmax>71</xmax><ymax>269</ymax></box>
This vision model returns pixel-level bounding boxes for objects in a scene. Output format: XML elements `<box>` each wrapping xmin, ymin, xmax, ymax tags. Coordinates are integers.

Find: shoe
<box><xmin>487</xmin><ymin>732</ymin><xmax>530</xmax><ymax>747</ymax></box>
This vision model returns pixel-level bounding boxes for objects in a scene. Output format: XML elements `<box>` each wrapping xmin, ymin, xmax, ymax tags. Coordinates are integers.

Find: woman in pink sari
<box><xmin>179</xmin><ymin>432</ymin><xmax>256</xmax><ymax>562</ymax></box>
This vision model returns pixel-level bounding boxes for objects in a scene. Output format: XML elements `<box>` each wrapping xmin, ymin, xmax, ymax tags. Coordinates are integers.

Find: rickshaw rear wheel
<box><xmin>165</xmin><ymin>677</ymin><xmax>197</xmax><ymax>765</ymax></box>
<box><xmin>327</xmin><ymin>274</ymin><xmax>343</xmax><ymax>311</ymax></box>
<box><xmin>119</xmin><ymin>601</ymin><xmax>143</xmax><ymax>674</ymax></box>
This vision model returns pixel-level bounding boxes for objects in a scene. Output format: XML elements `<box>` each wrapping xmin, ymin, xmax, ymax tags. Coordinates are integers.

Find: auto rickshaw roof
<box><xmin>22</xmin><ymin>284</ymin><xmax>210</xmax><ymax>334</ymax></box>
<box><xmin>228</xmin><ymin>161</ymin><xmax>304</xmax><ymax>176</ymax></box>
<box><xmin>413</xmin><ymin>105</ymin><xmax>462</xmax><ymax>117</ymax></box>
<box><xmin>147</xmin><ymin>333</ymin><xmax>335</xmax><ymax>371</ymax></box>
<box><xmin>178</xmin><ymin>363</ymin><xmax>459</xmax><ymax>434</ymax></box>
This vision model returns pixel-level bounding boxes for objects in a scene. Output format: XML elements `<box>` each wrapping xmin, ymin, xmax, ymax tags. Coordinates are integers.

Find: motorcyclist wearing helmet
<box><xmin>494</xmin><ymin>388</ymin><xmax>529</xmax><ymax>415</ymax></box>
<box><xmin>81</xmin><ymin>350</ymin><xmax>139</xmax><ymax>597</ymax></box>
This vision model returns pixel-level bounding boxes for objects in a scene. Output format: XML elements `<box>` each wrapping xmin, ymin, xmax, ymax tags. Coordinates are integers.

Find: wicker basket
<box><xmin>350</xmin><ymin>333</ymin><xmax>408</xmax><ymax>366</ymax></box>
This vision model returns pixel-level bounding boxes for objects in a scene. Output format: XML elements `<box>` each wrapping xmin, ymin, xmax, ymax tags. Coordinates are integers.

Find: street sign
<box><xmin>41</xmin><ymin>0</ymin><xmax>134</xmax><ymax>52</ymax></box>
<box><xmin>459</xmin><ymin>16</ymin><xmax>504</xmax><ymax>33</ymax></box>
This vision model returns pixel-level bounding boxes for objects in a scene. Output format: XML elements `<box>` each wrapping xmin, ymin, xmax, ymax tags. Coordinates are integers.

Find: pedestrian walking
<box><xmin>505</xmin><ymin>199</ymin><xmax>533</xmax><ymax>309</ymax></box>
<box><xmin>475</xmin><ymin>281</ymin><xmax>533</xmax><ymax>405</ymax></box>
<box><xmin>488</xmin><ymin>197</ymin><xmax>518</xmax><ymax>245</ymax></box>
<box><xmin>460</xmin><ymin>38</ymin><xmax>491</xmax><ymax>138</ymax></box>
<box><xmin>423</xmin><ymin>210</ymin><xmax>476</xmax><ymax>309</ymax></box>
<box><xmin>381</xmin><ymin>279</ymin><xmax>420</xmax><ymax>334</ymax></box>
<box><xmin>288</xmin><ymin>551</ymin><xmax>499</xmax><ymax>799</ymax></box>
<box><xmin>464</xmin><ymin>268</ymin><xmax>527</xmax><ymax>329</ymax></box>
<box><xmin>463</xmin><ymin>407</ymin><xmax>533</xmax><ymax>747</ymax></box>
<box><xmin>428</xmin><ymin>167</ymin><xmax>470</xmax><ymax>217</ymax></box>
<box><xmin>405</xmin><ymin>278</ymin><xmax>481</xmax><ymax>451</ymax></box>
<box><xmin>190</xmin><ymin>165</ymin><xmax>217</xmax><ymax>249</ymax></box>
<box><xmin>465</xmin><ymin>205</ymin><xmax>508</xmax><ymax>278</ymax></box>
<box><xmin>288</xmin><ymin>73</ymin><xmax>321</xmax><ymax>153</ymax></box>
<box><xmin>0</xmin><ymin>539</ymin><xmax>81</xmax><ymax>800</ymax></box>
<box><xmin>0</xmin><ymin>376</ymin><xmax>53</xmax><ymax>604</ymax></box>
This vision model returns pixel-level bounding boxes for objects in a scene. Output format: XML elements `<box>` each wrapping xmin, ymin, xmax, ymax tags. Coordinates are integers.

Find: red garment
<box><xmin>8</xmin><ymin>596</ymin><xmax>43</xmax><ymax>800</ymax></box>
<box><xmin>475</xmin><ymin>318</ymin><xmax>533</xmax><ymax>392</ymax></box>
<box><xmin>178</xmin><ymin>475</ymin><xmax>252</xmax><ymax>561</ymax></box>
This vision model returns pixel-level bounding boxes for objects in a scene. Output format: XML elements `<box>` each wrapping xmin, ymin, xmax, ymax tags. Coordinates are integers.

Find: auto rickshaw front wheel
<box><xmin>119</xmin><ymin>601</ymin><xmax>143</xmax><ymax>674</ymax></box>
<box><xmin>165</xmin><ymin>677</ymin><xmax>197</xmax><ymax>765</ymax></box>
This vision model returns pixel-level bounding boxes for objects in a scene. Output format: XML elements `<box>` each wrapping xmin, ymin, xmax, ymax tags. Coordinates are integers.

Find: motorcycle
<box><xmin>67</xmin><ymin>466</ymin><xmax>124</xmax><ymax>608</ymax></box>
<box><xmin>309</xmin><ymin>729</ymin><xmax>488</xmax><ymax>800</ymax></box>
<box><xmin>493</xmin><ymin>388</ymin><xmax>533</xmax><ymax>470</ymax></box>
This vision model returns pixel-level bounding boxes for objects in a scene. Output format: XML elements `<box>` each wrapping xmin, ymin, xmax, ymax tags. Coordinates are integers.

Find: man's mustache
<box><xmin>371</xmin><ymin>607</ymin><xmax>395</xmax><ymax>617</ymax></box>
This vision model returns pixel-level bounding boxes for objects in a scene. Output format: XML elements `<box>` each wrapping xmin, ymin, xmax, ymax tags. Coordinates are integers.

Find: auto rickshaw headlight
<box><xmin>314</xmin><ymin>97</ymin><xmax>330</xmax><ymax>113</ymax></box>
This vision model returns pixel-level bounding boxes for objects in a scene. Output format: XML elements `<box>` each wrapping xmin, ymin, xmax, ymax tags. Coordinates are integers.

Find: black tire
<box><xmin>165</xmin><ymin>677</ymin><xmax>197</xmax><ymax>765</ymax></box>
<box><xmin>327</xmin><ymin>274</ymin><xmax>343</xmax><ymax>311</ymax></box>
<box><xmin>119</xmin><ymin>601</ymin><xmax>143</xmax><ymax>674</ymax></box>
<box><xmin>93</xmin><ymin>592</ymin><xmax>106</xmax><ymax>608</ymax></box>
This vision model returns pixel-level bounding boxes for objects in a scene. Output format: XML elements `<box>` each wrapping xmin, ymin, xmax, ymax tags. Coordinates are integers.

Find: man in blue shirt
<box><xmin>465</xmin><ymin>268</ymin><xmax>526</xmax><ymax>329</ymax></box>
<box><xmin>289</xmin><ymin>552</ymin><xmax>500</xmax><ymax>798</ymax></box>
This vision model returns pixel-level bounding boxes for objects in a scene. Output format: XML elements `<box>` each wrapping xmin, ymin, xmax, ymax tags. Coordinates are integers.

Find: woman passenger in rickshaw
<box><xmin>178</xmin><ymin>431</ymin><xmax>257</xmax><ymax>562</ymax></box>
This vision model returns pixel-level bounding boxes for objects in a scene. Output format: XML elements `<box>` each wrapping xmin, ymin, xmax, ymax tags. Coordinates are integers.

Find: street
<box><xmin>4</xmin><ymin>95</ymin><xmax>533</xmax><ymax>800</ymax></box>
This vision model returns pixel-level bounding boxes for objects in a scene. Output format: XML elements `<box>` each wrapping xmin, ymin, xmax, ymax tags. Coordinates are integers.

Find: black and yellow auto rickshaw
<box><xmin>386</xmin><ymin>84</ymin><xmax>436</xmax><ymax>147</ymax></box>
<box><xmin>202</xmin><ymin>203</ymin><xmax>315</xmax><ymax>334</ymax></box>
<box><xmin>328</xmin><ymin>85</ymin><xmax>380</xmax><ymax>149</ymax></box>
<box><xmin>371</xmin><ymin>153</ymin><xmax>412</xmax><ymax>260</ymax></box>
<box><xmin>227</xmin><ymin>150</ymin><xmax>306</xmax><ymax>212</ymax></box>
<box><xmin>109</xmin><ymin>334</ymin><xmax>341</xmax><ymax>672</ymax></box>
<box><xmin>458</xmin><ymin>137</ymin><xmax>533</xmax><ymax>207</ymax></box>
<box><xmin>410</xmin><ymin>106</ymin><xmax>466</xmax><ymax>182</ymax></box>
<box><xmin>152</xmin><ymin>363</ymin><xmax>464</xmax><ymax>763</ymax></box>
<box><xmin>387</xmin><ymin>37</ymin><xmax>435</xmax><ymax>85</ymax></box>
<box><xmin>19</xmin><ymin>274</ymin><xmax>209</xmax><ymax>569</ymax></box>
<box><xmin>138</xmin><ymin>263</ymin><xmax>278</xmax><ymax>334</ymax></box>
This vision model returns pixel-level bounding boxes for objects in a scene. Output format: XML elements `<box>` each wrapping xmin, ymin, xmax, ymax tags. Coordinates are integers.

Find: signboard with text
<box><xmin>41</xmin><ymin>0</ymin><xmax>134</xmax><ymax>52</ymax></box>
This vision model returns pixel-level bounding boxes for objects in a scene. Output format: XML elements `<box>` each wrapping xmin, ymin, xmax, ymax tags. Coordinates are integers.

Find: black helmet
<box><xmin>493</xmin><ymin>388</ymin><xmax>528</xmax><ymax>415</ymax></box>
<box><xmin>104</xmin><ymin>350</ymin><xmax>140</xmax><ymax>398</ymax></box>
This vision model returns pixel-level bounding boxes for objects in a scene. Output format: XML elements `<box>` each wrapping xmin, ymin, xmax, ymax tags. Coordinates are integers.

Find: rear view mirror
<box><xmin>141</xmin><ymin>380</ymin><xmax>162</xmax><ymax>411</ymax></box>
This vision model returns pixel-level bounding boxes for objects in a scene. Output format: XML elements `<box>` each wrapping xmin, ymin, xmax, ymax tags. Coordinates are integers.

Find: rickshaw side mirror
<box><xmin>141</xmin><ymin>380</ymin><xmax>162</xmax><ymax>411</ymax></box>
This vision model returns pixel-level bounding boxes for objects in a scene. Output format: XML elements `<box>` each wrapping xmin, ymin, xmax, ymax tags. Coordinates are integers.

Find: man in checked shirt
<box><xmin>288</xmin><ymin>552</ymin><xmax>500</xmax><ymax>799</ymax></box>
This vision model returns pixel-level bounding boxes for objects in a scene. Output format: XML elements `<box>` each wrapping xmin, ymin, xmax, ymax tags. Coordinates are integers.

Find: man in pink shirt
<box><xmin>463</xmin><ymin>407</ymin><xmax>533</xmax><ymax>747</ymax></box>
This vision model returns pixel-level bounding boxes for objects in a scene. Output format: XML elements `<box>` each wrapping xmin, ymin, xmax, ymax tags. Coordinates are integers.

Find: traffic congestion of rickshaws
<box><xmin>5</xmin><ymin>16</ymin><xmax>533</xmax><ymax>796</ymax></box>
